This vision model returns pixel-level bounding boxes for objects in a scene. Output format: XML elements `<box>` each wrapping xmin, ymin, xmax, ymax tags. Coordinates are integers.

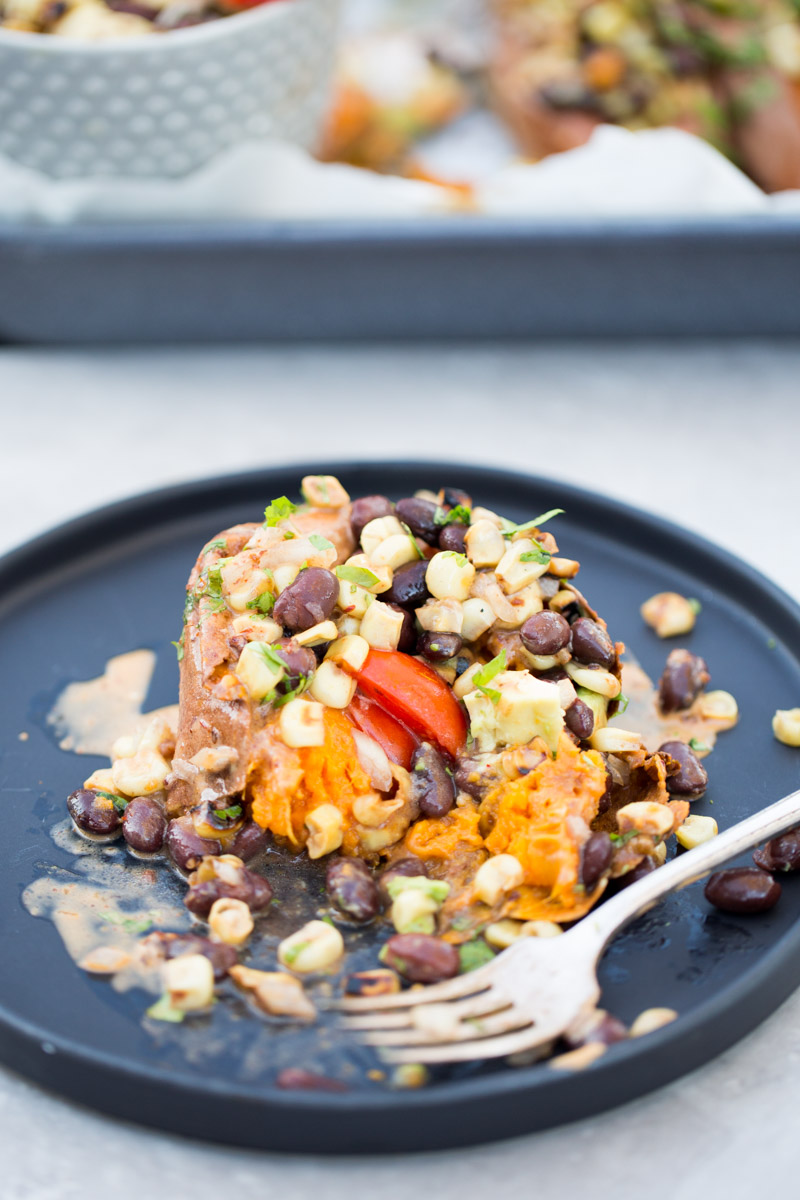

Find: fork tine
<box><xmin>361</xmin><ymin>1008</ymin><xmax>527</xmax><ymax>1048</ymax></box>
<box><xmin>342</xmin><ymin>989</ymin><xmax>508</xmax><ymax>1033</ymax></box>
<box><xmin>338</xmin><ymin>971</ymin><xmax>488</xmax><ymax>1013</ymax></box>
<box><xmin>377</xmin><ymin>1024</ymin><xmax>558</xmax><ymax>1065</ymax></box>
<box><xmin>341</xmin><ymin>1011</ymin><xmax>419</xmax><ymax>1031</ymax></box>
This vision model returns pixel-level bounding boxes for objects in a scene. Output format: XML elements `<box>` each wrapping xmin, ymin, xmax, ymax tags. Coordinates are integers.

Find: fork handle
<box><xmin>581</xmin><ymin>786</ymin><xmax>800</xmax><ymax>953</ymax></box>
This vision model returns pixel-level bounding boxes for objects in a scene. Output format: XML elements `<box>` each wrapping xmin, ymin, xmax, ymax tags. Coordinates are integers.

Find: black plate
<box><xmin>2</xmin><ymin>216</ymin><xmax>800</xmax><ymax>342</ymax></box>
<box><xmin>2</xmin><ymin>461</ymin><xmax>800</xmax><ymax>1155</ymax></box>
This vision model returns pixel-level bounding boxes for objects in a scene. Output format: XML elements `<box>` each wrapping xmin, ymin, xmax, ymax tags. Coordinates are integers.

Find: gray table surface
<box><xmin>1</xmin><ymin>340</ymin><xmax>799</xmax><ymax>1199</ymax></box>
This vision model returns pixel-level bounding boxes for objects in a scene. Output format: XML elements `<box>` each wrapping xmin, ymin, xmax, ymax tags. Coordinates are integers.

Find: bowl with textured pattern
<box><xmin>0</xmin><ymin>0</ymin><xmax>338</xmax><ymax>179</ymax></box>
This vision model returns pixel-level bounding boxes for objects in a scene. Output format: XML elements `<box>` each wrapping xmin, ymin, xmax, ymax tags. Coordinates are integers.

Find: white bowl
<box><xmin>0</xmin><ymin>0</ymin><xmax>338</xmax><ymax>178</ymax></box>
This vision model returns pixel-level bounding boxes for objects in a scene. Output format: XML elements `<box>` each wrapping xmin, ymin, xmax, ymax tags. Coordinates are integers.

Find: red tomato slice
<box><xmin>347</xmin><ymin>694</ymin><xmax>418</xmax><ymax>770</ymax></box>
<box><xmin>354</xmin><ymin>649</ymin><xmax>467</xmax><ymax>760</ymax></box>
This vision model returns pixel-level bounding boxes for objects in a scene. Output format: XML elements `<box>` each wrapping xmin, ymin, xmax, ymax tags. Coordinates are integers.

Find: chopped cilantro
<box><xmin>767</xmin><ymin>637</ymin><xmax>777</xmax><ymax>650</ymax></box>
<box><xmin>335</xmin><ymin>564</ymin><xmax>380</xmax><ymax>588</ymax></box>
<box><xmin>687</xmin><ymin>598</ymin><xmax>702</xmax><ymax>615</ymax></box>
<box><xmin>399</xmin><ymin>523</ymin><xmax>424</xmax><ymax>560</ymax></box>
<box><xmin>321</xmin><ymin>914</ymin><xmax>336</xmax><ymax>927</ymax></box>
<box><xmin>472</xmin><ymin>650</ymin><xmax>507</xmax><ymax>705</ymax></box>
<box><xmin>272</xmin><ymin>673</ymin><xmax>312</xmax><ymax>708</ymax></box>
<box><xmin>435</xmin><ymin>504</ymin><xmax>471</xmax><ymax>527</ymax></box>
<box><xmin>458</xmin><ymin>939</ymin><xmax>495</xmax><ymax>974</ymax></box>
<box><xmin>501</xmin><ymin>508</ymin><xmax>565</xmax><ymax>538</ymax></box>
<box><xmin>283</xmin><ymin>531</ymin><xmax>296</xmax><ymax>540</ymax></box>
<box><xmin>609</xmin><ymin>830</ymin><xmax>639</xmax><ymax>848</ymax></box>
<box><xmin>282</xmin><ymin>941</ymin><xmax>309</xmax><ymax>967</ymax></box>
<box><xmin>450</xmin><ymin>914</ymin><xmax>474</xmax><ymax>932</ymax></box>
<box><xmin>309</xmin><ymin>533</ymin><xmax>334</xmax><ymax>552</ymax></box>
<box><xmin>442</xmin><ymin>551</ymin><xmax>468</xmax><ymax>568</ymax></box>
<box><xmin>688</xmin><ymin>737</ymin><xmax>710</xmax><ymax>754</ymax></box>
<box><xmin>171</xmin><ymin>636</ymin><xmax>184</xmax><ymax>662</ymax></box>
<box><xmin>247</xmin><ymin>591</ymin><xmax>275</xmax><ymax>616</ymax></box>
<box><xmin>100</xmin><ymin>912</ymin><xmax>154</xmax><ymax>934</ymax></box>
<box><xmin>264</xmin><ymin>496</ymin><xmax>297</xmax><ymax>527</ymax></box>
<box><xmin>519</xmin><ymin>543</ymin><xmax>551</xmax><ymax>566</ymax></box>
<box><xmin>203</xmin><ymin>539</ymin><xmax>228</xmax><ymax>555</ymax></box>
<box><xmin>616</xmin><ymin>693</ymin><xmax>630</xmax><ymax>715</ymax></box>
<box><xmin>95</xmin><ymin>790</ymin><xmax>129</xmax><ymax>813</ymax></box>
<box><xmin>213</xmin><ymin>804</ymin><xmax>242</xmax><ymax>822</ymax></box>
<box><xmin>146</xmin><ymin>994</ymin><xmax>185</xmax><ymax>1024</ymax></box>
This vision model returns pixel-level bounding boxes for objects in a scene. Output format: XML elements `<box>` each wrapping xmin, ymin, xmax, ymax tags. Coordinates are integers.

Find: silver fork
<box><xmin>340</xmin><ymin>787</ymin><xmax>800</xmax><ymax>1065</ymax></box>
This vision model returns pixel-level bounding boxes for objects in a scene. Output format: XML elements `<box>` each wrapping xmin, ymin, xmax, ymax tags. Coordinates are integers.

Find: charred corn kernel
<box><xmin>361</xmin><ymin>515</ymin><xmax>406</xmax><ymax>558</ymax></box>
<box><xmin>470</xmin><ymin>506</ymin><xmax>504</xmax><ymax>529</ymax></box>
<box><xmin>230</xmin><ymin>965</ymin><xmax>317</xmax><ymax>1020</ymax></box>
<box><xmin>235</xmin><ymin>639</ymin><xmax>285</xmax><ymax>702</ymax></box>
<box><xmin>696</xmin><ymin>690</ymin><xmax>738</xmax><ymax>722</ymax></box>
<box><xmin>465</xmin><ymin>520</ymin><xmax>506</xmax><ymax>568</ymax></box>
<box><xmin>589</xmin><ymin>727</ymin><xmax>642</xmax><ymax>753</ymax></box>
<box><xmin>549</xmin><ymin>557</ymin><xmax>580</xmax><ymax>578</ymax></box>
<box><xmin>279</xmin><ymin>698</ymin><xmax>325</xmax><ymax>748</ymax></box>
<box><xmin>520</xmin><ymin>920</ymin><xmax>563</xmax><ymax>938</ymax></box>
<box><xmin>565</xmin><ymin>662</ymin><xmax>621</xmax><ymax>699</ymax></box>
<box><xmin>773</xmin><ymin>708</ymin><xmax>800</xmax><ymax>747</ymax></box>
<box><xmin>231</xmin><ymin>614</ymin><xmax>282</xmax><ymax>643</ymax></box>
<box><xmin>189</xmin><ymin>745</ymin><xmax>238</xmax><ymax>773</ymax></box>
<box><xmin>392</xmin><ymin>1063</ymin><xmax>429</xmax><ymax>1089</ymax></box>
<box><xmin>372</xmin><ymin>533</ymin><xmax>420</xmax><ymax>571</ymax></box>
<box><xmin>273</xmin><ymin>563</ymin><xmax>300</xmax><ymax>594</ymax></box>
<box><xmin>305</xmin><ymin>803</ymin><xmax>344</xmax><ymax>858</ymax></box>
<box><xmin>301</xmin><ymin>474</ymin><xmax>349</xmax><ymax>508</ymax></box>
<box><xmin>676</xmin><ymin>814</ymin><xmax>718</xmax><ymax>849</ymax></box>
<box><xmin>84</xmin><ymin>767</ymin><xmax>116</xmax><ymax>791</ymax></box>
<box><xmin>474</xmin><ymin>854</ymin><xmax>524</xmax><ymax>906</ymax></box>
<box><xmin>484</xmin><ymin>919</ymin><xmax>525</xmax><ymax>949</ymax></box>
<box><xmin>278</xmin><ymin>920</ymin><xmax>344</xmax><ymax>973</ymax></box>
<box><xmin>337</xmin><ymin>578</ymin><xmax>373</xmax><ymax>618</ymax></box>
<box><xmin>390</xmin><ymin>890</ymin><xmax>440</xmax><ymax>934</ymax></box>
<box><xmin>111</xmin><ymin>749</ymin><xmax>170</xmax><ymax>797</ymax></box>
<box><xmin>617</xmin><ymin>801</ymin><xmax>674</xmax><ymax>839</ymax></box>
<box><xmin>325</xmin><ymin>633</ymin><xmax>370</xmax><ymax>672</ymax></box>
<box><xmin>550</xmin><ymin>588</ymin><xmax>578</xmax><ymax>612</ymax></box>
<box><xmin>79</xmin><ymin>946</ymin><xmax>132</xmax><ymax>974</ymax></box>
<box><xmin>338</xmin><ymin>616</ymin><xmax>362</xmax><ymax>637</ymax></box>
<box><xmin>550</xmin><ymin>1043</ymin><xmax>606</xmax><ymax>1072</ymax></box>
<box><xmin>344</xmin><ymin>554</ymin><xmax>393</xmax><ymax>594</ymax></box>
<box><xmin>208</xmin><ymin>897</ymin><xmax>254</xmax><ymax>946</ymax></box>
<box><xmin>640</xmin><ymin>591</ymin><xmax>698</xmax><ymax>638</ymax></box>
<box><xmin>453</xmin><ymin>661</ymin><xmax>483</xmax><ymax>700</ymax></box>
<box><xmin>496</xmin><ymin>539</ymin><xmax>550</xmax><ymax>593</ymax></box>
<box><xmin>164</xmin><ymin>953</ymin><xmax>214</xmax><ymax>1012</ymax></box>
<box><xmin>416</xmin><ymin>598</ymin><xmax>464</xmax><ymax>635</ymax></box>
<box><xmin>629</xmin><ymin>1007</ymin><xmax>678</xmax><ymax>1037</ymax></box>
<box><xmin>460</xmin><ymin>596</ymin><xmax>495</xmax><ymax>641</ymax></box>
<box><xmin>360</xmin><ymin>600</ymin><xmax>405</xmax><ymax>651</ymax></box>
<box><xmin>426</xmin><ymin>552</ymin><xmax>476</xmax><ymax>602</ymax></box>
<box><xmin>651</xmin><ymin>841</ymin><xmax>667</xmax><ymax>866</ymax></box>
<box><xmin>295</xmin><ymin>620</ymin><xmax>338</xmax><ymax>648</ymax></box>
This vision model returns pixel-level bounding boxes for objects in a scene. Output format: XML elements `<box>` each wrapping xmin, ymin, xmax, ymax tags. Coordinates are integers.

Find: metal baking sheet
<box><xmin>1</xmin><ymin>216</ymin><xmax>800</xmax><ymax>342</ymax></box>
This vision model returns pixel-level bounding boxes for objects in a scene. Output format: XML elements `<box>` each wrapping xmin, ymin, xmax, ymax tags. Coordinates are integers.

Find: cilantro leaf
<box><xmin>213</xmin><ymin>804</ymin><xmax>242</xmax><ymax>822</ymax></box>
<box><xmin>309</xmin><ymin>533</ymin><xmax>334</xmax><ymax>552</ymax></box>
<box><xmin>100</xmin><ymin>911</ymin><xmax>154</xmax><ymax>933</ymax></box>
<box><xmin>519</xmin><ymin>543</ymin><xmax>551</xmax><ymax>565</ymax></box>
<box><xmin>94</xmin><ymin>790</ymin><xmax>129</xmax><ymax>813</ymax></box>
<box><xmin>336</xmin><ymin>564</ymin><xmax>380</xmax><ymax>588</ymax></box>
<box><xmin>616</xmin><ymin>692</ymin><xmax>630</xmax><ymax>715</ymax></box>
<box><xmin>247</xmin><ymin>591</ymin><xmax>275</xmax><ymax>616</ymax></box>
<box><xmin>472</xmin><ymin>650</ymin><xmax>507</xmax><ymax>705</ymax></box>
<box><xmin>399</xmin><ymin>523</ymin><xmax>424</xmax><ymax>560</ymax></box>
<box><xmin>203</xmin><ymin>539</ymin><xmax>228</xmax><ymax>555</ymax></box>
<box><xmin>501</xmin><ymin>508</ymin><xmax>565</xmax><ymax>538</ymax></box>
<box><xmin>272</xmin><ymin>673</ymin><xmax>312</xmax><ymax>708</ymax></box>
<box><xmin>688</xmin><ymin>737</ymin><xmax>710</xmax><ymax>754</ymax></box>
<box><xmin>171</xmin><ymin>636</ymin><xmax>184</xmax><ymax>662</ymax></box>
<box><xmin>609</xmin><ymin>830</ymin><xmax>639</xmax><ymax>848</ymax></box>
<box><xmin>435</xmin><ymin>504</ymin><xmax>471</xmax><ymax>527</ymax></box>
<box><xmin>282</xmin><ymin>941</ymin><xmax>309</xmax><ymax>966</ymax></box>
<box><xmin>264</xmin><ymin>496</ymin><xmax>297</xmax><ymax>527</ymax></box>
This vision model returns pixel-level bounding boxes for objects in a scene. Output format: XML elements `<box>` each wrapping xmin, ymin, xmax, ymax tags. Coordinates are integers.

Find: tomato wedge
<box><xmin>347</xmin><ymin>694</ymin><xmax>418</xmax><ymax>771</ymax></box>
<box><xmin>353</xmin><ymin>649</ymin><xmax>467</xmax><ymax>760</ymax></box>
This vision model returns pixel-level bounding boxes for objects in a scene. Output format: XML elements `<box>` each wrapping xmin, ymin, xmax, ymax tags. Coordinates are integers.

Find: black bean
<box><xmin>609</xmin><ymin>856</ymin><xmax>656</xmax><ymax>892</ymax></box>
<box><xmin>570</xmin><ymin>617</ymin><xmax>616</xmax><ymax>669</ymax></box>
<box><xmin>753</xmin><ymin>828</ymin><xmax>800</xmax><ymax>873</ymax></box>
<box><xmin>122</xmin><ymin>796</ymin><xmax>166</xmax><ymax>853</ymax></box>
<box><xmin>272</xmin><ymin>638</ymin><xmax>318</xmax><ymax>690</ymax></box>
<box><xmin>351</xmin><ymin>495</ymin><xmax>394</xmax><ymax>540</ymax></box>
<box><xmin>326</xmin><ymin>858</ymin><xmax>381</xmax><ymax>922</ymax></box>
<box><xmin>384</xmin><ymin>560</ymin><xmax>431</xmax><ymax>610</ymax></box>
<box><xmin>395</xmin><ymin>498</ymin><xmax>440</xmax><ymax>545</ymax></box>
<box><xmin>378</xmin><ymin>857</ymin><xmax>429</xmax><ymax>904</ymax></box>
<box><xmin>453</xmin><ymin>759</ymin><xmax>487</xmax><ymax>800</ymax></box>
<box><xmin>230</xmin><ymin>819</ymin><xmax>269</xmax><ymax>861</ymax></box>
<box><xmin>565</xmin><ymin>697</ymin><xmax>595</xmax><ymax>740</ymax></box>
<box><xmin>416</xmin><ymin>631</ymin><xmax>463</xmax><ymax>663</ymax></box>
<box><xmin>580</xmin><ymin>831</ymin><xmax>613</xmax><ymax>889</ymax></box>
<box><xmin>659</xmin><ymin>740</ymin><xmax>708</xmax><ymax>799</ymax></box>
<box><xmin>438</xmin><ymin>524</ymin><xmax>467</xmax><ymax>553</ymax></box>
<box><xmin>344</xmin><ymin>969</ymin><xmax>401</xmax><ymax>997</ymax></box>
<box><xmin>166</xmin><ymin>816</ymin><xmax>221</xmax><ymax>871</ymax></box>
<box><xmin>163</xmin><ymin>934</ymin><xmax>237</xmax><ymax>981</ymax></box>
<box><xmin>565</xmin><ymin>1010</ymin><xmax>628</xmax><ymax>1048</ymax></box>
<box><xmin>381</xmin><ymin>934</ymin><xmax>460</xmax><ymax>983</ymax></box>
<box><xmin>387</xmin><ymin>603</ymin><xmax>416</xmax><ymax>653</ymax></box>
<box><xmin>521</xmin><ymin>611</ymin><xmax>572</xmax><ymax>656</ymax></box>
<box><xmin>410</xmin><ymin>742</ymin><xmax>456</xmax><ymax>818</ymax></box>
<box><xmin>441</xmin><ymin>487</ymin><xmax>472</xmax><ymax>510</ymax></box>
<box><xmin>184</xmin><ymin>865</ymin><xmax>273</xmax><ymax>917</ymax></box>
<box><xmin>658</xmin><ymin>649</ymin><xmax>710</xmax><ymax>713</ymax></box>
<box><xmin>67</xmin><ymin>788</ymin><xmax>122</xmax><ymax>837</ymax></box>
<box><xmin>273</xmin><ymin>568</ymin><xmax>338</xmax><ymax>633</ymax></box>
<box><xmin>704</xmin><ymin>868</ymin><xmax>780</xmax><ymax>914</ymax></box>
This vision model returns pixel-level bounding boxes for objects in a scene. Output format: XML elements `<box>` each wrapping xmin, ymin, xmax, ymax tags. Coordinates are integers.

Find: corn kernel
<box><xmin>460</xmin><ymin>597</ymin><xmax>495</xmax><ymax>641</ymax></box>
<box><xmin>361</xmin><ymin>515</ymin><xmax>405</xmax><ymax>558</ymax></box>
<box><xmin>590</xmin><ymin>727</ymin><xmax>642</xmax><ymax>753</ymax></box>
<box><xmin>565</xmin><ymin>662</ymin><xmax>621</xmax><ymax>699</ymax></box>
<box><xmin>641</xmin><ymin>591</ymin><xmax>698</xmax><ymax>638</ymax></box>
<box><xmin>676</xmin><ymin>814</ymin><xmax>718</xmax><ymax>849</ymax></box>
<box><xmin>279</xmin><ymin>698</ymin><xmax>325</xmax><ymax>748</ymax></box>
<box><xmin>474</xmin><ymin>854</ymin><xmax>524</xmax><ymax>906</ymax></box>
<box><xmin>617</xmin><ymin>801</ymin><xmax>674</xmax><ymax>839</ymax></box>
<box><xmin>235</xmin><ymin>640</ymin><xmax>285</xmax><ymax>702</ymax></box>
<box><xmin>416</xmin><ymin>598</ymin><xmax>464</xmax><ymax>634</ymax></box>
<box><xmin>360</xmin><ymin>600</ymin><xmax>405</xmax><ymax>651</ymax></box>
<box><xmin>426</xmin><ymin>552</ymin><xmax>476</xmax><ymax>602</ymax></box>
<box><xmin>164</xmin><ymin>953</ymin><xmax>214</xmax><ymax>1012</ymax></box>
<box><xmin>278</xmin><ymin>920</ymin><xmax>344</xmax><ymax>973</ymax></box>
<box><xmin>111</xmin><ymin>749</ymin><xmax>170</xmax><ymax>797</ymax></box>
<box><xmin>305</xmin><ymin>804</ymin><xmax>344</xmax><ymax>858</ymax></box>
<box><xmin>773</xmin><ymin>708</ymin><xmax>800</xmax><ymax>747</ymax></box>
<box><xmin>294</xmin><ymin>620</ymin><xmax>339</xmax><ymax>648</ymax></box>
<box><xmin>629</xmin><ymin>1007</ymin><xmax>678</xmax><ymax>1037</ymax></box>
<box><xmin>325</xmin><ymin>633</ymin><xmax>370</xmax><ymax>673</ymax></box>
<box><xmin>496</xmin><ymin>538</ymin><xmax>549</xmax><ymax>593</ymax></box>
<box><xmin>695</xmin><ymin>690</ymin><xmax>738</xmax><ymax>723</ymax></box>
<box><xmin>464</xmin><ymin>520</ymin><xmax>505</xmax><ymax>568</ymax></box>
<box><xmin>372</xmin><ymin>533</ymin><xmax>420</xmax><ymax>571</ymax></box>
<box><xmin>208</xmin><ymin>897</ymin><xmax>254</xmax><ymax>946</ymax></box>
<box><xmin>301</xmin><ymin>475</ymin><xmax>349</xmax><ymax>508</ymax></box>
<box><xmin>230</xmin><ymin>965</ymin><xmax>317</xmax><ymax>1020</ymax></box>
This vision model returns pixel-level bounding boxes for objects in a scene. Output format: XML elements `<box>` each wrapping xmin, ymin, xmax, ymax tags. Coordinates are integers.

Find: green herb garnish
<box><xmin>309</xmin><ymin>533</ymin><xmax>334</xmax><ymax>553</ymax></box>
<box><xmin>247</xmin><ymin>590</ymin><xmax>275</xmax><ymax>616</ymax></box>
<box><xmin>100</xmin><ymin>912</ymin><xmax>154</xmax><ymax>934</ymax></box>
<box><xmin>616</xmin><ymin>693</ymin><xmax>630</xmax><ymax>715</ymax></box>
<box><xmin>203</xmin><ymin>539</ymin><xmax>228</xmax><ymax>555</ymax></box>
<box><xmin>609</xmin><ymin>831</ymin><xmax>639</xmax><ymax>848</ymax></box>
<box><xmin>146</xmin><ymin>994</ymin><xmax>185</xmax><ymax>1024</ymax></box>
<box><xmin>458</xmin><ymin>939</ymin><xmax>495</xmax><ymax>974</ymax></box>
<box><xmin>687</xmin><ymin>598</ymin><xmax>702</xmax><ymax>615</ymax></box>
<box><xmin>472</xmin><ymin>650</ymin><xmax>507</xmax><ymax>705</ymax></box>
<box><xmin>688</xmin><ymin>737</ymin><xmax>710</xmax><ymax>754</ymax></box>
<box><xmin>95</xmin><ymin>790</ymin><xmax>129</xmax><ymax>813</ymax></box>
<box><xmin>335</xmin><ymin>564</ymin><xmax>380</xmax><ymax>588</ymax></box>
<box><xmin>264</xmin><ymin>496</ymin><xmax>297</xmax><ymax>527</ymax></box>
<box><xmin>282</xmin><ymin>941</ymin><xmax>309</xmax><ymax>967</ymax></box>
<box><xmin>213</xmin><ymin>804</ymin><xmax>242</xmax><ymax>822</ymax></box>
<box><xmin>435</xmin><ymin>504</ymin><xmax>471</xmax><ymax>527</ymax></box>
<box><xmin>519</xmin><ymin>543</ymin><xmax>552</xmax><ymax>566</ymax></box>
<box><xmin>171</xmin><ymin>635</ymin><xmax>184</xmax><ymax>662</ymax></box>
<box><xmin>501</xmin><ymin>508</ymin><xmax>564</xmax><ymax>538</ymax></box>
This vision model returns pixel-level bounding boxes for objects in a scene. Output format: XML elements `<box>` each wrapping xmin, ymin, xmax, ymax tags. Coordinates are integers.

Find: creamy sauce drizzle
<box><xmin>47</xmin><ymin>648</ymin><xmax>178</xmax><ymax>759</ymax></box>
<box><xmin>612</xmin><ymin>660</ymin><xmax>736</xmax><ymax>756</ymax></box>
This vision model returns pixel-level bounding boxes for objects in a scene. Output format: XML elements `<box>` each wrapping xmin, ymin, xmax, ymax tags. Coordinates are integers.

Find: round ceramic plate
<box><xmin>2</xmin><ymin>462</ymin><xmax>800</xmax><ymax>1154</ymax></box>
